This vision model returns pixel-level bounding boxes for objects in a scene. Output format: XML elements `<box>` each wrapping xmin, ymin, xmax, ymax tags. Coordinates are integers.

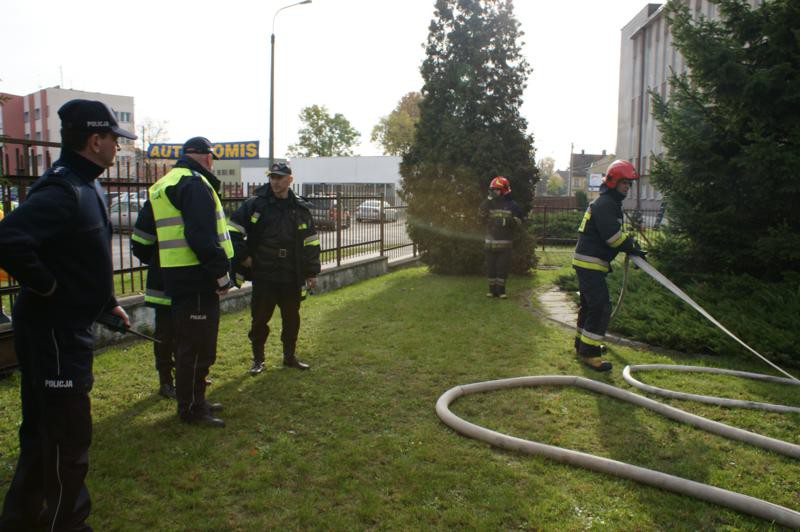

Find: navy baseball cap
<box><xmin>183</xmin><ymin>136</ymin><xmax>219</xmax><ymax>160</ymax></box>
<box><xmin>268</xmin><ymin>162</ymin><xmax>292</xmax><ymax>177</ymax></box>
<box><xmin>58</xmin><ymin>99</ymin><xmax>137</xmax><ymax>139</ymax></box>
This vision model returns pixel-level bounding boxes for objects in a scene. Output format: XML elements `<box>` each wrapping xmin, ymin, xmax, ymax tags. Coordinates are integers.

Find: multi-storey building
<box><xmin>0</xmin><ymin>87</ymin><xmax>135</xmax><ymax>178</ymax></box>
<box><xmin>616</xmin><ymin>0</ymin><xmax>763</xmax><ymax>210</ymax></box>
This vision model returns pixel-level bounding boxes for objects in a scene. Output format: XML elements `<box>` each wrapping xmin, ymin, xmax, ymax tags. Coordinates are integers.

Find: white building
<box><xmin>616</xmin><ymin>0</ymin><xmax>763</xmax><ymax>210</ymax></box>
<box><xmin>241</xmin><ymin>156</ymin><xmax>403</xmax><ymax>203</ymax></box>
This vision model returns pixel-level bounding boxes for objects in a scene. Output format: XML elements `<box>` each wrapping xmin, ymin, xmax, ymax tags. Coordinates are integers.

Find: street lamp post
<box><xmin>269</xmin><ymin>0</ymin><xmax>312</xmax><ymax>168</ymax></box>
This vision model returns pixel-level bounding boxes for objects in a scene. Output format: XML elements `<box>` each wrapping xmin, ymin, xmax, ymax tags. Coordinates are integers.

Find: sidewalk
<box><xmin>535</xmin><ymin>286</ymin><xmax>577</xmax><ymax>327</ymax></box>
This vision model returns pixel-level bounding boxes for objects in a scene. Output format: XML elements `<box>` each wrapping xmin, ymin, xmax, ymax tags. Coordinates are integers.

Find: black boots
<box><xmin>249</xmin><ymin>360</ymin><xmax>265</xmax><ymax>376</ymax></box>
<box><xmin>283</xmin><ymin>353</ymin><xmax>310</xmax><ymax>370</ymax></box>
<box><xmin>250</xmin><ymin>344</ymin><xmax>266</xmax><ymax>376</ymax></box>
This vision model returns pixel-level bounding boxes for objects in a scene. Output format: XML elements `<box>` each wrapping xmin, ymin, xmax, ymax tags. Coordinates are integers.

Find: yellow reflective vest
<box><xmin>148</xmin><ymin>168</ymin><xmax>234</xmax><ymax>268</ymax></box>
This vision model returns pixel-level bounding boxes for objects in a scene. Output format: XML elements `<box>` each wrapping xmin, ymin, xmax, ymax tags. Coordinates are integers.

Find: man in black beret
<box><xmin>0</xmin><ymin>99</ymin><xmax>135</xmax><ymax>531</ymax></box>
<box><xmin>229</xmin><ymin>162</ymin><xmax>320</xmax><ymax>375</ymax></box>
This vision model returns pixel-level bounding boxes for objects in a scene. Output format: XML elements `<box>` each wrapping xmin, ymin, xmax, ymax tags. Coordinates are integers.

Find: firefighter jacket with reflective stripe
<box><xmin>479</xmin><ymin>195</ymin><xmax>525</xmax><ymax>250</ymax></box>
<box><xmin>573</xmin><ymin>186</ymin><xmax>636</xmax><ymax>272</ymax></box>
<box><xmin>131</xmin><ymin>201</ymin><xmax>171</xmax><ymax>307</ymax></box>
<box><xmin>229</xmin><ymin>184</ymin><xmax>321</xmax><ymax>287</ymax></box>
<box><xmin>0</xmin><ymin>149</ymin><xmax>118</xmax><ymax>327</ymax></box>
<box><xmin>138</xmin><ymin>157</ymin><xmax>233</xmax><ymax>296</ymax></box>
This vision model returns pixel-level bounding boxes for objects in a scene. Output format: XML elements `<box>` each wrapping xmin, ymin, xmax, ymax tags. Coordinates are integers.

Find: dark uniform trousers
<box><xmin>172</xmin><ymin>292</ymin><xmax>220</xmax><ymax>419</ymax></box>
<box><xmin>248</xmin><ymin>280</ymin><xmax>301</xmax><ymax>360</ymax></box>
<box><xmin>0</xmin><ymin>319</ymin><xmax>93</xmax><ymax>532</ymax></box>
<box><xmin>486</xmin><ymin>248</ymin><xmax>513</xmax><ymax>295</ymax></box>
<box><xmin>575</xmin><ymin>267</ymin><xmax>611</xmax><ymax>357</ymax></box>
<box><xmin>153</xmin><ymin>305</ymin><xmax>175</xmax><ymax>380</ymax></box>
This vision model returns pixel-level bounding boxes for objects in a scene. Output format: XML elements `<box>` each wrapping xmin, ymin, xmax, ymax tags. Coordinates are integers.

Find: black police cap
<box><xmin>58</xmin><ymin>99</ymin><xmax>137</xmax><ymax>139</ymax></box>
<box><xmin>183</xmin><ymin>136</ymin><xmax>219</xmax><ymax>160</ymax></box>
<box><xmin>268</xmin><ymin>162</ymin><xmax>292</xmax><ymax>177</ymax></box>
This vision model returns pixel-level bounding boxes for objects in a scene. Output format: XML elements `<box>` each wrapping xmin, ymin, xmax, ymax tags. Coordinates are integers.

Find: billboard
<box><xmin>147</xmin><ymin>141</ymin><xmax>259</xmax><ymax>160</ymax></box>
<box><xmin>588</xmin><ymin>173</ymin><xmax>604</xmax><ymax>192</ymax></box>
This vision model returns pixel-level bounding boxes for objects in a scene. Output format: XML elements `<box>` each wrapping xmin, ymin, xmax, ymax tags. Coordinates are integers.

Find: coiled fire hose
<box><xmin>436</xmin><ymin>256</ymin><xmax>800</xmax><ymax>527</ymax></box>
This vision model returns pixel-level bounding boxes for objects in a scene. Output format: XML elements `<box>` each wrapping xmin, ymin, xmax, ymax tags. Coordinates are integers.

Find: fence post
<box><xmin>379</xmin><ymin>192</ymin><xmax>385</xmax><ymax>257</ymax></box>
<box><xmin>336</xmin><ymin>192</ymin><xmax>342</xmax><ymax>267</ymax></box>
<box><xmin>542</xmin><ymin>206</ymin><xmax>548</xmax><ymax>252</ymax></box>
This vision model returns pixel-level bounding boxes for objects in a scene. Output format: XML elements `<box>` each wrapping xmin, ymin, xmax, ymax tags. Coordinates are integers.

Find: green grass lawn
<box><xmin>1</xmin><ymin>265</ymin><xmax>798</xmax><ymax>530</ymax></box>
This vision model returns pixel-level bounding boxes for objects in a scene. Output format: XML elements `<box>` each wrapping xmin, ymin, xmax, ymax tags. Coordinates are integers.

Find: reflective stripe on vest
<box><xmin>148</xmin><ymin>167</ymin><xmax>234</xmax><ymax>268</ymax></box>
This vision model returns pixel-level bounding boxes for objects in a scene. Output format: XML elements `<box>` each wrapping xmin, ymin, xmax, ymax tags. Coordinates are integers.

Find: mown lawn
<box><xmin>0</xmin><ymin>262</ymin><xmax>798</xmax><ymax>530</ymax></box>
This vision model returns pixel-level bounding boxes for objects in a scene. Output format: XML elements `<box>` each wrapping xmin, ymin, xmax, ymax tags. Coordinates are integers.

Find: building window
<box><xmin>24</xmin><ymin>133</ymin><xmax>30</xmax><ymax>140</ymax></box>
<box><xmin>35</xmin><ymin>131</ymin><xmax>41</xmax><ymax>140</ymax></box>
<box><xmin>35</xmin><ymin>108</ymin><xmax>40</xmax><ymax>120</ymax></box>
<box><xmin>23</xmin><ymin>111</ymin><xmax>29</xmax><ymax>122</ymax></box>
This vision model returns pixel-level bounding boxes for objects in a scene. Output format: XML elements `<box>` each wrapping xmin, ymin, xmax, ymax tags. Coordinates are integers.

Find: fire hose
<box><xmin>436</xmin><ymin>256</ymin><xmax>800</xmax><ymax>527</ymax></box>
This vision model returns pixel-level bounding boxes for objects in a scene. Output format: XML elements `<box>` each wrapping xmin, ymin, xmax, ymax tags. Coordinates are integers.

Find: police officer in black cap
<box><xmin>229</xmin><ymin>162</ymin><xmax>321</xmax><ymax>375</ymax></box>
<box><xmin>0</xmin><ymin>99</ymin><xmax>136</xmax><ymax>531</ymax></box>
<box><xmin>134</xmin><ymin>136</ymin><xmax>233</xmax><ymax>427</ymax></box>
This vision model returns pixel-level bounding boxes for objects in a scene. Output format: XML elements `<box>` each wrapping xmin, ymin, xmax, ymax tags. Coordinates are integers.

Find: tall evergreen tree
<box><xmin>651</xmin><ymin>0</ymin><xmax>800</xmax><ymax>277</ymax></box>
<box><xmin>401</xmin><ymin>0</ymin><xmax>538</xmax><ymax>274</ymax></box>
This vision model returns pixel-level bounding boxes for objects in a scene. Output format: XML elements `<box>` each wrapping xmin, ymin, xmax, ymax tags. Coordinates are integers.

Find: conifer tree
<box><xmin>401</xmin><ymin>0</ymin><xmax>538</xmax><ymax>274</ymax></box>
<box><xmin>652</xmin><ymin>0</ymin><xmax>800</xmax><ymax>277</ymax></box>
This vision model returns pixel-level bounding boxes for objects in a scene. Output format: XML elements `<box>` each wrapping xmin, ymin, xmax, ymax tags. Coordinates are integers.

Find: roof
<box><xmin>570</xmin><ymin>153</ymin><xmax>607</xmax><ymax>177</ymax></box>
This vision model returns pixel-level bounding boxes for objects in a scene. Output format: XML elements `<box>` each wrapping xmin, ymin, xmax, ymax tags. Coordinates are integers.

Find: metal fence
<box><xmin>0</xmin><ymin>137</ymin><xmax>415</xmax><ymax>317</ymax></box>
<box><xmin>531</xmin><ymin>205</ymin><xmax>666</xmax><ymax>253</ymax></box>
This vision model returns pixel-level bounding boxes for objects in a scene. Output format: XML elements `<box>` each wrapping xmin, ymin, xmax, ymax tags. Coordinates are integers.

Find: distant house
<box><xmin>585</xmin><ymin>154</ymin><xmax>616</xmax><ymax>200</ymax></box>
<box><xmin>568</xmin><ymin>150</ymin><xmax>608</xmax><ymax>196</ymax></box>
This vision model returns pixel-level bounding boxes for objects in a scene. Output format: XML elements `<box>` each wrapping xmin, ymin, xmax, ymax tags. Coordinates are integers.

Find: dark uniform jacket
<box><xmin>134</xmin><ymin>157</ymin><xmax>231</xmax><ymax>297</ymax></box>
<box><xmin>573</xmin><ymin>185</ymin><xmax>637</xmax><ymax>272</ymax></box>
<box><xmin>479</xmin><ymin>195</ymin><xmax>525</xmax><ymax>249</ymax></box>
<box><xmin>130</xmin><ymin>222</ymin><xmax>169</xmax><ymax>308</ymax></box>
<box><xmin>0</xmin><ymin>150</ymin><xmax>118</xmax><ymax>328</ymax></box>
<box><xmin>229</xmin><ymin>185</ymin><xmax>321</xmax><ymax>288</ymax></box>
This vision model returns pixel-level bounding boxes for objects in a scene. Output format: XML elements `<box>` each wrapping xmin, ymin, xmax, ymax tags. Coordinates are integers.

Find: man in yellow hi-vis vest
<box><xmin>134</xmin><ymin>137</ymin><xmax>233</xmax><ymax>427</ymax></box>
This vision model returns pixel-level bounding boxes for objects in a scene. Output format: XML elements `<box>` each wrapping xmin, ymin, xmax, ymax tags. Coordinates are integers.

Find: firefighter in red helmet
<box><xmin>479</xmin><ymin>176</ymin><xmax>524</xmax><ymax>299</ymax></box>
<box><xmin>572</xmin><ymin>160</ymin><xmax>646</xmax><ymax>371</ymax></box>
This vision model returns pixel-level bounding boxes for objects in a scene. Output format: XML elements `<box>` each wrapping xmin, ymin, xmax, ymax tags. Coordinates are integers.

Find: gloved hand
<box><xmin>629</xmin><ymin>241</ymin><xmax>648</xmax><ymax>262</ymax></box>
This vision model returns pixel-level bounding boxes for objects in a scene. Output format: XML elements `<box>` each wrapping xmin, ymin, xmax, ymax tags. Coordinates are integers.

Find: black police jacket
<box><xmin>0</xmin><ymin>150</ymin><xmax>118</xmax><ymax>328</ymax></box>
<box><xmin>130</xmin><ymin>213</ymin><xmax>169</xmax><ymax>308</ymax></box>
<box><xmin>229</xmin><ymin>185</ymin><xmax>321</xmax><ymax>287</ymax></box>
<box><xmin>135</xmin><ymin>157</ymin><xmax>232</xmax><ymax>297</ymax></box>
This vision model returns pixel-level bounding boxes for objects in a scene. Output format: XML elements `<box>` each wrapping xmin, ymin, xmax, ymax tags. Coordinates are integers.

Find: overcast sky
<box><xmin>1</xmin><ymin>0</ymin><xmax>651</xmax><ymax>169</ymax></box>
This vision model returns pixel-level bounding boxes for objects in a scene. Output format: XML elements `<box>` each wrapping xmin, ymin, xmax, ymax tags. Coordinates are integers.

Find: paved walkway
<box><xmin>535</xmin><ymin>286</ymin><xmax>577</xmax><ymax>328</ymax></box>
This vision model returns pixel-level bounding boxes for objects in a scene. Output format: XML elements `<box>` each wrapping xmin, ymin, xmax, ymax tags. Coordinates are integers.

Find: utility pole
<box><xmin>567</xmin><ymin>142</ymin><xmax>573</xmax><ymax>198</ymax></box>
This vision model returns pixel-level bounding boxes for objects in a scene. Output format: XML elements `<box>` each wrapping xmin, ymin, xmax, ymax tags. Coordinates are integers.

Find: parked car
<box><xmin>110</xmin><ymin>195</ymin><xmax>147</xmax><ymax>233</ymax></box>
<box><xmin>307</xmin><ymin>195</ymin><xmax>351</xmax><ymax>230</ymax></box>
<box><xmin>355</xmin><ymin>200</ymin><xmax>399</xmax><ymax>223</ymax></box>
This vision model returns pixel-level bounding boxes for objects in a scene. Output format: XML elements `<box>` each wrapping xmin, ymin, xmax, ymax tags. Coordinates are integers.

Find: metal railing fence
<box><xmin>0</xmin><ymin>137</ymin><xmax>415</xmax><ymax>316</ymax></box>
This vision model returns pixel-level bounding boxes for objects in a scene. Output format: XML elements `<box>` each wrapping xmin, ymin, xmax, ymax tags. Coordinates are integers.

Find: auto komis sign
<box><xmin>147</xmin><ymin>141</ymin><xmax>259</xmax><ymax>160</ymax></box>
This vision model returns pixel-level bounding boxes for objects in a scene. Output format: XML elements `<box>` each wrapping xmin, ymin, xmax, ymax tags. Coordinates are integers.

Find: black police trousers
<box><xmin>172</xmin><ymin>292</ymin><xmax>219</xmax><ymax>420</ymax></box>
<box><xmin>485</xmin><ymin>248</ymin><xmax>512</xmax><ymax>296</ymax></box>
<box><xmin>0</xmin><ymin>318</ymin><xmax>93</xmax><ymax>532</ymax></box>
<box><xmin>248</xmin><ymin>280</ymin><xmax>301</xmax><ymax>360</ymax></box>
<box><xmin>574</xmin><ymin>266</ymin><xmax>611</xmax><ymax>357</ymax></box>
<box><xmin>153</xmin><ymin>305</ymin><xmax>175</xmax><ymax>383</ymax></box>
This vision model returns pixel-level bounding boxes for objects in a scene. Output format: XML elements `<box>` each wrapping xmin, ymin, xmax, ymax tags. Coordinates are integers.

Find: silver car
<box><xmin>110</xmin><ymin>195</ymin><xmax>147</xmax><ymax>233</ymax></box>
<box><xmin>355</xmin><ymin>200</ymin><xmax>399</xmax><ymax>223</ymax></box>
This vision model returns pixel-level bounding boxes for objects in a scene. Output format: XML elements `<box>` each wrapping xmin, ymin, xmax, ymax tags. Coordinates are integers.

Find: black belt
<box><xmin>261</xmin><ymin>247</ymin><xmax>292</xmax><ymax>258</ymax></box>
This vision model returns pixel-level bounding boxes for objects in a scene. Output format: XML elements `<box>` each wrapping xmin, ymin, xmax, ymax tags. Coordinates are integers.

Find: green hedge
<box><xmin>530</xmin><ymin>209</ymin><xmax>582</xmax><ymax>240</ymax></box>
<box><xmin>556</xmin><ymin>261</ymin><xmax>799</xmax><ymax>366</ymax></box>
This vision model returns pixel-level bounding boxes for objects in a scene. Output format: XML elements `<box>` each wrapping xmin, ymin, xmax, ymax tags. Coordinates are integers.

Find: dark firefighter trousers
<box><xmin>0</xmin><ymin>319</ymin><xmax>94</xmax><ymax>532</ymax></box>
<box><xmin>485</xmin><ymin>248</ymin><xmax>512</xmax><ymax>296</ymax></box>
<box><xmin>248</xmin><ymin>280</ymin><xmax>301</xmax><ymax>360</ymax></box>
<box><xmin>575</xmin><ymin>266</ymin><xmax>611</xmax><ymax>358</ymax></box>
<box><xmin>172</xmin><ymin>292</ymin><xmax>220</xmax><ymax>420</ymax></box>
